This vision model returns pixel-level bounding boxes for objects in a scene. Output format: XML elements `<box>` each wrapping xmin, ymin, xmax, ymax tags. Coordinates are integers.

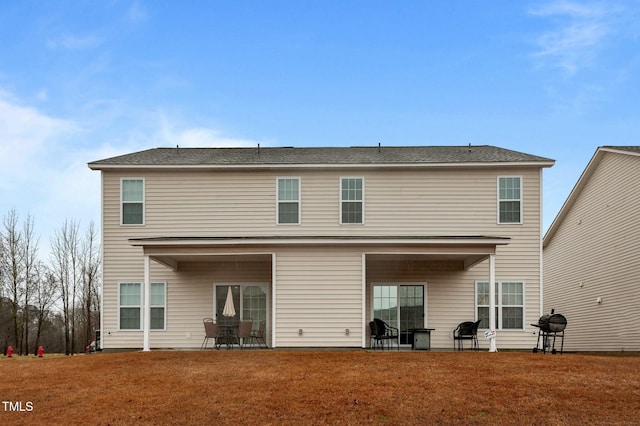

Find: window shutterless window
<box><xmin>340</xmin><ymin>177</ymin><xmax>364</xmax><ymax>224</ymax></box>
<box><xmin>277</xmin><ymin>178</ymin><xmax>300</xmax><ymax>224</ymax></box>
<box><xmin>119</xmin><ymin>283</ymin><xmax>141</xmax><ymax>330</ymax></box>
<box><xmin>121</xmin><ymin>178</ymin><xmax>144</xmax><ymax>225</ymax></box>
<box><xmin>498</xmin><ymin>176</ymin><xmax>522</xmax><ymax>224</ymax></box>
<box><xmin>476</xmin><ymin>281</ymin><xmax>524</xmax><ymax>330</ymax></box>
<box><xmin>150</xmin><ymin>282</ymin><xmax>166</xmax><ymax>330</ymax></box>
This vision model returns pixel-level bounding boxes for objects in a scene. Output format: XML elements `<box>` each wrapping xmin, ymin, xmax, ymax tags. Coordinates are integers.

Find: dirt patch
<box><xmin>1</xmin><ymin>351</ymin><xmax>639</xmax><ymax>424</ymax></box>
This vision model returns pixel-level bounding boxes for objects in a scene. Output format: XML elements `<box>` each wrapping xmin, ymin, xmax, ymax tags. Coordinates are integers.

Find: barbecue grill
<box><xmin>532</xmin><ymin>309</ymin><xmax>567</xmax><ymax>354</ymax></box>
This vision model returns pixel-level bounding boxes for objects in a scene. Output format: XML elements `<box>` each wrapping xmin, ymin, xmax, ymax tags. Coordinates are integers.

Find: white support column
<box><xmin>361</xmin><ymin>253</ymin><xmax>366</xmax><ymax>349</ymax></box>
<box><xmin>143</xmin><ymin>255</ymin><xmax>151</xmax><ymax>352</ymax></box>
<box><xmin>488</xmin><ymin>254</ymin><xmax>498</xmax><ymax>352</ymax></box>
<box><xmin>271</xmin><ymin>253</ymin><xmax>277</xmax><ymax>349</ymax></box>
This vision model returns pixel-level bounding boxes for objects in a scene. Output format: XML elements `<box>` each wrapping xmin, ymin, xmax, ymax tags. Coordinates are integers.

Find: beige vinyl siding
<box><xmin>365</xmin><ymin>252</ymin><xmax>539</xmax><ymax>350</ymax></box>
<box><xmin>102</xmin><ymin>258</ymin><xmax>271</xmax><ymax>350</ymax></box>
<box><xmin>102</xmin><ymin>167</ymin><xmax>542</xmax><ymax>237</ymax></box>
<box><xmin>100</xmin><ymin>164</ymin><xmax>544</xmax><ymax>350</ymax></box>
<box><xmin>544</xmin><ymin>151</ymin><xmax>640</xmax><ymax>351</ymax></box>
<box><xmin>274</xmin><ymin>248</ymin><xmax>363</xmax><ymax>347</ymax></box>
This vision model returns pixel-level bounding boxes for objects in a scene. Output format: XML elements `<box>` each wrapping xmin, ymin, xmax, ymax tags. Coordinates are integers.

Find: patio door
<box><xmin>373</xmin><ymin>284</ymin><xmax>426</xmax><ymax>345</ymax></box>
<box><xmin>214</xmin><ymin>284</ymin><xmax>268</xmax><ymax>334</ymax></box>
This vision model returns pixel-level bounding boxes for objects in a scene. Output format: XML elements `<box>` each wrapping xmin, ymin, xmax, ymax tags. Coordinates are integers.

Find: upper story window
<box><xmin>121</xmin><ymin>178</ymin><xmax>144</xmax><ymax>225</ymax></box>
<box><xmin>340</xmin><ymin>177</ymin><xmax>364</xmax><ymax>224</ymax></box>
<box><xmin>498</xmin><ymin>176</ymin><xmax>522</xmax><ymax>224</ymax></box>
<box><xmin>277</xmin><ymin>178</ymin><xmax>300</xmax><ymax>225</ymax></box>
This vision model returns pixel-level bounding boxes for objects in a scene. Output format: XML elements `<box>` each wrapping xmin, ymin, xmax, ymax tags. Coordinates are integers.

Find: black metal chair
<box><xmin>372</xmin><ymin>318</ymin><xmax>399</xmax><ymax>351</ymax></box>
<box><xmin>453</xmin><ymin>320</ymin><xmax>481</xmax><ymax>351</ymax></box>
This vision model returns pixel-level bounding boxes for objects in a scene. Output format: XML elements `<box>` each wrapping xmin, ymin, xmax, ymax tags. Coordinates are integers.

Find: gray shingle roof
<box><xmin>602</xmin><ymin>146</ymin><xmax>640</xmax><ymax>154</ymax></box>
<box><xmin>88</xmin><ymin>145</ymin><xmax>554</xmax><ymax>168</ymax></box>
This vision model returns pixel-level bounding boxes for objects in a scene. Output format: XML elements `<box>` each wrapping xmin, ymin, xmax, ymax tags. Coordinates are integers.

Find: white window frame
<box><xmin>475</xmin><ymin>280</ymin><xmax>525</xmax><ymax>331</ymax></box>
<box><xmin>150</xmin><ymin>282</ymin><xmax>167</xmax><ymax>331</ymax></box>
<box><xmin>340</xmin><ymin>177</ymin><xmax>365</xmax><ymax>225</ymax></box>
<box><xmin>276</xmin><ymin>177</ymin><xmax>301</xmax><ymax>225</ymax></box>
<box><xmin>121</xmin><ymin>178</ymin><xmax>145</xmax><ymax>226</ymax></box>
<box><xmin>118</xmin><ymin>282</ymin><xmax>142</xmax><ymax>331</ymax></box>
<box><xmin>497</xmin><ymin>176</ymin><xmax>522</xmax><ymax>224</ymax></box>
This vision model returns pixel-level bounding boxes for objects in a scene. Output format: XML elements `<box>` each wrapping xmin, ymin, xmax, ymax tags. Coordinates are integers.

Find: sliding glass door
<box><xmin>214</xmin><ymin>284</ymin><xmax>268</xmax><ymax>333</ymax></box>
<box><xmin>373</xmin><ymin>284</ymin><xmax>425</xmax><ymax>345</ymax></box>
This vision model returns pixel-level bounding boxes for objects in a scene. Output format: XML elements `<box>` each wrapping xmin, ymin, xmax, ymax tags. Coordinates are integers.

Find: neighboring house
<box><xmin>543</xmin><ymin>146</ymin><xmax>640</xmax><ymax>352</ymax></box>
<box><xmin>88</xmin><ymin>145</ymin><xmax>554</xmax><ymax>351</ymax></box>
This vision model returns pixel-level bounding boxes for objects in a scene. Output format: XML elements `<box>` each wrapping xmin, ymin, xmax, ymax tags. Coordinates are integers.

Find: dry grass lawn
<box><xmin>1</xmin><ymin>350</ymin><xmax>639</xmax><ymax>425</ymax></box>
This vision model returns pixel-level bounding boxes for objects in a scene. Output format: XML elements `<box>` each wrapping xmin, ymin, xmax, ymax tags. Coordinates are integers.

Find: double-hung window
<box><xmin>121</xmin><ymin>178</ymin><xmax>144</xmax><ymax>225</ymax></box>
<box><xmin>119</xmin><ymin>283</ymin><xmax>141</xmax><ymax>330</ymax></box>
<box><xmin>119</xmin><ymin>282</ymin><xmax>166</xmax><ymax>330</ymax></box>
<box><xmin>498</xmin><ymin>176</ymin><xmax>522</xmax><ymax>224</ymax></box>
<box><xmin>476</xmin><ymin>281</ymin><xmax>524</xmax><ymax>330</ymax></box>
<box><xmin>277</xmin><ymin>178</ymin><xmax>300</xmax><ymax>224</ymax></box>
<box><xmin>340</xmin><ymin>177</ymin><xmax>364</xmax><ymax>224</ymax></box>
<box><xmin>150</xmin><ymin>282</ymin><xmax>166</xmax><ymax>330</ymax></box>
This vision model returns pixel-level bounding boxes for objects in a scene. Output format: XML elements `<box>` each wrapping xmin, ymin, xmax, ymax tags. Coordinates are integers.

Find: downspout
<box><xmin>539</xmin><ymin>168</ymin><xmax>544</xmax><ymax>317</ymax></box>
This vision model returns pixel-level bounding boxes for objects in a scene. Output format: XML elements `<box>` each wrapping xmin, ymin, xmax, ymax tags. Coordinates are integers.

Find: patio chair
<box><xmin>369</xmin><ymin>321</ymin><xmax>383</xmax><ymax>350</ymax></box>
<box><xmin>453</xmin><ymin>320</ymin><xmax>481</xmax><ymax>351</ymax></box>
<box><xmin>373</xmin><ymin>318</ymin><xmax>399</xmax><ymax>351</ymax></box>
<box><xmin>238</xmin><ymin>320</ymin><xmax>253</xmax><ymax>349</ymax></box>
<box><xmin>248</xmin><ymin>320</ymin><xmax>267</xmax><ymax>349</ymax></box>
<box><xmin>201</xmin><ymin>318</ymin><xmax>219</xmax><ymax>350</ymax></box>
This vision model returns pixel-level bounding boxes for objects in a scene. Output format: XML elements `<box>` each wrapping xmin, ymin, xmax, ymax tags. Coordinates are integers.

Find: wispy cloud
<box><xmin>46</xmin><ymin>34</ymin><xmax>103</xmax><ymax>50</ymax></box>
<box><xmin>127</xmin><ymin>0</ymin><xmax>148</xmax><ymax>23</ymax></box>
<box><xmin>0</xmin><ymin>96</ymin><xmax>77</xmax><ymax>173</ymax></box>
<box><xmin>528</xmin><ymin>1</ymin><xmax>617</xmax><ymax>74</ymax></box>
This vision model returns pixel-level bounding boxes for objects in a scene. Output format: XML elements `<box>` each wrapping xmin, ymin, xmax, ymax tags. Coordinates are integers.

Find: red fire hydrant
<box><xmin>7</xmin><ymin>345</ymin><xmax>13</xmax><ymax>358</ymax></box>
<box><xmin>38</xmin><ymin>346</ymin><xmax>44</xmax><ymax>358</ymax></box>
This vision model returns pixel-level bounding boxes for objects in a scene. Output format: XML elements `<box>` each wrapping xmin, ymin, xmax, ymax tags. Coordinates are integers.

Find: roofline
<box><xmin>89</xmin><ymin>161</ymin><xmax>554</xmax><ymax>171</ymax></box>
<box><xmin>543</xmin><ymin>146</ymin><xmax>637</xmax><ymax>246</ymax></box>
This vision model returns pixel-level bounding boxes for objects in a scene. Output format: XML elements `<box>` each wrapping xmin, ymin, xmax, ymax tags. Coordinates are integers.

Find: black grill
<box><xmin>532</xmin><ymin>310</ymin><xmax>567</xmax><ymax>354</ymax></box>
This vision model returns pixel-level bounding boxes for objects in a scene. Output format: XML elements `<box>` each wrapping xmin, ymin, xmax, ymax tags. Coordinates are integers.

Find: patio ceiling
<box><xmin>130</xmin><ymin>235</ymin><xmax>510</xmax><ymax>272</ymax></box>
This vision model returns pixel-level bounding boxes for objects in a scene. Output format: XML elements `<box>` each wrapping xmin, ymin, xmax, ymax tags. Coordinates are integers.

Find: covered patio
<box><xmin>130</xmin><ymin>235</ymin><xmax>510</xmax><ymax>351</ymax></box>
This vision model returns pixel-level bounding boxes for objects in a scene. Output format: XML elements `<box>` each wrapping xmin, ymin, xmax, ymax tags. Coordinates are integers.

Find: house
<box><xmin>88</xmin><ymin>145</ymin><xmax>554</xmax><ymax>351</ymax></box>
<box><xmin>543</xmin><ymin>146</ymin><xmax>640</xmax><ymax>352</ymax></box>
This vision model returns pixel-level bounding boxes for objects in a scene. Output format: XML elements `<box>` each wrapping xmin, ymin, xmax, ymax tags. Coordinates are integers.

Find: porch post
<box><xmin>488</xmin><ymin>254</ymin><xmax>497</xmax><ymax>352</ymax></box>
<box><xmin>361</xmin><ymin>253</ymin><xmax>366</xmax><ymax>349</ymax></box>
<box><xmin>143</xmin><ymin>255</ymin><xmax>151</xmax><ymax>352</ymax></box>
<box><xmin>271</xmin><ymin>253</ymin><xmax>277</xmax><ymax>349</ymax></box>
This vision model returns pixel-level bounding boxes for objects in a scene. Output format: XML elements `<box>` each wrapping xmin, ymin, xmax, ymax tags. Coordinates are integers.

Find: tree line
<box><xmin>0</xmin><ymin>209</ymin><xmax>101</xmax><ymax>355</ymax></box>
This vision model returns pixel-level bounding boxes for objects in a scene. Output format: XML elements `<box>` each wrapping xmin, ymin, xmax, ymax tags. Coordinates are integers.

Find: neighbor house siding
<box><xmin>544</xmin><ymin>151</ymin><xmax>640</xmax><ymax>351</ymax></box>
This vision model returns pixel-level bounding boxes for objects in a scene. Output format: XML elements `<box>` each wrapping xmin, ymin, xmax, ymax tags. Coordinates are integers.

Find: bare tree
<box><xmin>81</xmin><ymin>221</ymin><xmax>101</xmax><ymax>349</ymax></box>
<box><xmin>1</xmin><ymin>209</ymin><xmax>25</xmax><ymax>354</ymax></box>
<box><xmin>32</xmin><ymin>263</ymin><xmax>58</xmax><ymax>354</ymax></box>
<box><xmin>50</xmin><ymin>219</ymin><xmax>81</xmax><ymax>355</ymax></box>
<box><xmin>21</xmin><ymin>214</ymin><xmax>38</xmax><ymax>355</ymax></box>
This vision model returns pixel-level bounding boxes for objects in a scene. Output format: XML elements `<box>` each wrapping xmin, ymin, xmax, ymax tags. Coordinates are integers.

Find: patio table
<box><xmin>216</xmin><ymin>324</ymin><xmax>240</xmax><ymax>350</ymax></box>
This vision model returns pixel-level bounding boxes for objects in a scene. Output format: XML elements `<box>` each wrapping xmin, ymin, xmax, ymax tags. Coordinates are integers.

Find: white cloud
<box><xmin>529</xmin><ymin>1</ymin><xmax>616</xmax><ymax>74</ymax></box>
<box><xmin>155</xmin><ymin>113</ymin><xmax>264</xmax><ymax>148</ymax></box>
<box><xmin>0</xmin><ymin>97</ymin><xmax>77</xmax><ymax>173</ymax></box>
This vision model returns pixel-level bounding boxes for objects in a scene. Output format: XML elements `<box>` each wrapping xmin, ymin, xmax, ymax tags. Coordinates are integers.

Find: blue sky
<box><xmin>1</xmin><ymin>1</ymin><xmax>639</xmax><ymax>253</ymax></box>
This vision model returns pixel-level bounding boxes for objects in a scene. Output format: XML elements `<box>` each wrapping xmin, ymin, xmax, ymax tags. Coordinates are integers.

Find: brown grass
<box><xmin>1</xmin><ymin>350</ymin><xmax>639</xmax><ymax>425</ymax></box>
